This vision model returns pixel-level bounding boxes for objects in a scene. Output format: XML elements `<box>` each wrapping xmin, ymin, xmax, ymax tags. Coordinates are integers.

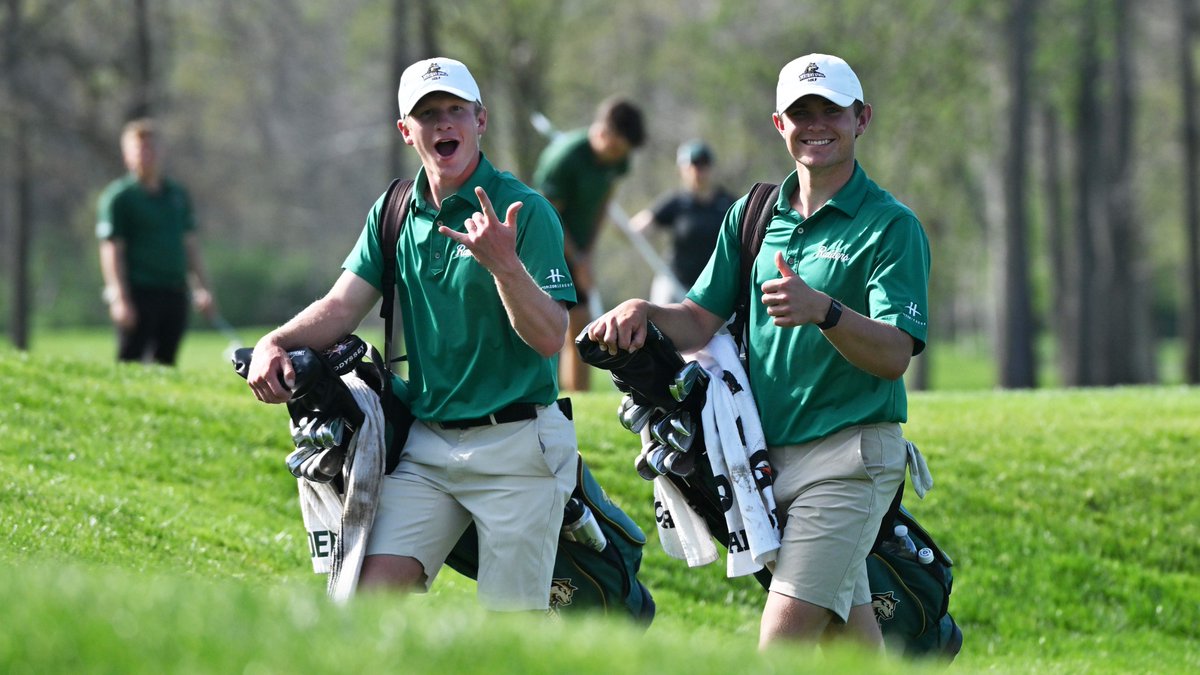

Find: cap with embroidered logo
<box><xmin>397</xmin><ymin>57</ymin><xmax>482</xmax><ymax>117</ymax></box>
<box><xmin>776</xmin><ymin>54</ymin><xmax>863</xmax><ymax>113</ymax></box>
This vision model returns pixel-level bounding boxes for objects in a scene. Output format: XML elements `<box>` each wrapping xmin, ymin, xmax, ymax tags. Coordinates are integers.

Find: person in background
<box><xmin>586</xmin><ymin>53</ymin><xmax>931</xmax><ymax>650</ymax></box>
<box><xmin>245</xmin><ymin>57</ymin><xmax>578</xmax><ymax>612</ymax></box>
<box><xmin>534</xmin><ymin>97</ymin><xmax>646</xmax><ymax>391</ymax></box>
<box><xmin>97</xmin><ymin>118</ymin><xmax>216</xmax><ymax>365</ymax></box>
<box><xmin>629</xmin><ymin>139</ymin><xmax>735</xmax><ymax>304</ymax></box>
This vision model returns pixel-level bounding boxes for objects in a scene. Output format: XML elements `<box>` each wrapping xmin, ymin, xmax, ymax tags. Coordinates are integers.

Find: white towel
<box><xmin>293</xmin><ymin>372</ymin><xmax>387</xmax><ymax>603</ymax></box>
<box><xmin>653</xmin><ymin>475</ymin><xmax>719</xmax><ymax>567</ymax></box>
<box><xmin>298</xmin><ymin>479</ymin><xmax>342</xmax><ymax>574</ymax></box>
<box><xmin>326</xmin><ymin>374</ymin><xmax>385</xmax><ymax>602</ymax></box>
<box><xmin>689</xmin><ymin>333</ymin><xmax>782</xmax><ymax>578</ymax></box>
<box><xmin>905</xmin><ymin>440</ymin><xmax>933</xmax><ymax>499</ymax></box>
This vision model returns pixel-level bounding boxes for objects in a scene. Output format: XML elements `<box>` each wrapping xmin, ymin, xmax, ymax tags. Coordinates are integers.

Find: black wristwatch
<box><xmin>817</xmin><ymin>298</ymin><xmax>843</xmax><ymax>330</ymax></box>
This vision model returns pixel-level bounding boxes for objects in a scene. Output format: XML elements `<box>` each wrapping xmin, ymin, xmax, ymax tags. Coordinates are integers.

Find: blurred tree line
<box><xmin>2</xmin><ymin>0</ymin><xmax>1198</xmax><ymax>387</ymax></box>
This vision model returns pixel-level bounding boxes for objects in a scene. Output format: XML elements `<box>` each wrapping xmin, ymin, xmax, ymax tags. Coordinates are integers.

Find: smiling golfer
<box><xmin>245</xmin><ymin>57</ymin><xmax>579</xmax><ymax>612</ymax></box>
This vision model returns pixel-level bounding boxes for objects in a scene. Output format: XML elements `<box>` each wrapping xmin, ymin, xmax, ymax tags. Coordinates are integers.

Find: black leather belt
<box><xmin>437</xmin><ymin>398</ymin><xmax>572</xmax><ymax>430</ymax></box>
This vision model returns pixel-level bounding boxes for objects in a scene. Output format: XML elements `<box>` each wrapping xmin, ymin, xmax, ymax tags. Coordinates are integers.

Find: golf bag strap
<box><xmin>729</xmin><ymin>182</ymin><xmax>780</xmax><ymax>358</ymax></box>
<box><xmin>379</xmin><ymin>178</ymin><xmax>415</xmax><ymax>369</ymax></box>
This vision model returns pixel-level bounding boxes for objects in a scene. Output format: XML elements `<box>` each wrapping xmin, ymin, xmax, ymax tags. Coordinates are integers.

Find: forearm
<box><xmin>628</xmin><ymin>208</ymin><xmax>656</xmax><ymax>235</ymax></box>
<box><xmin>820</xmin><ymin>306</ymin><xmax>914</xmax><ymax>380</ymax></box>
<box><xmin>259</xmin><ymin>272</ymin><xmax>378</xmax><ymax>352</ymax></box>
<box><xmin>645</xmin><ymin>299</ymin><xmax>725</xmax><ymax>353</ymax></box>
<box><xmin>588</xmin><ymin>297</ymin><xmax>722</xmax><ymax>355</ymax></box>
<box><xmin>184</xmin><ymin>234</ymin><xmax>212</xmax><ymax>292</ymax></box>
<box><xmin>98</xmin><ymin>240</ymin><xmax>130</xmax><ymax>301</ymax></box>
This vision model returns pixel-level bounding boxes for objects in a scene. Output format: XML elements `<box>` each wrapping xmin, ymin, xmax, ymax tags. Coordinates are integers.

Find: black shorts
<box><xmin>117</xmin><ymin>286</ymin><xmax>189</xmax><ymax>365</ymax></box>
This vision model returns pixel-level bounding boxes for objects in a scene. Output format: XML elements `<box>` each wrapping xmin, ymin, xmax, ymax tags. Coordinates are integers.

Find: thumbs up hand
<box><xmin>759</xmin><ymin>252</ymin><xmax>829</xmax><ymax>328</ymax></box>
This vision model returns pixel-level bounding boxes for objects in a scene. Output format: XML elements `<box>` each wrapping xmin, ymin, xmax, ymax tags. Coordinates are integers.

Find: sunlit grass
<box><xmin>2</xmin><ymin>332</ymin><xmax>1198</xmax><ymax>672</ymax></box>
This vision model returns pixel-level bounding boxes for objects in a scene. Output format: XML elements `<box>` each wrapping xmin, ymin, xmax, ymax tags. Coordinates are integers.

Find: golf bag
<box><xmin>870</xmin><ymin>499</ymin><xmax>962</xmax><ymax>657</ymax></box>
<box><xmin>576</xmin><ymin>327</ymin><xmax>962</xmax><ymax>659</ymax></box>
<box><xmin>235</xmin><ymin>335</ymin><xmax>654</xmax><ymax>621</ymax></box>
<box><xmin>444</xmin><ymin>453</ymin><xmax>655</xmax><ymax>622</ymax></box>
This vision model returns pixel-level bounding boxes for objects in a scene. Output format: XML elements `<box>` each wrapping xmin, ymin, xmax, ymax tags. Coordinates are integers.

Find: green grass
<box><xmin>1</xmin><ymin>330</ymin><xmax>1199</xmax><ymax>673</ymax></box>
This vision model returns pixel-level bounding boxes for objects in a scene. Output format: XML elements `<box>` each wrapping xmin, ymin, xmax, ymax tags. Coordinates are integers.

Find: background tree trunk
<box><xmin>1042</xmin><ymin>106</ymin><xmax>1068</xmax><ymax>382</ymax></box>
<box><xmin>1065</xmin><ymin>3</ymin><xmax>1102</xmax><ymax>386</ymax></box>
<box><xmin>130</xmin><ymin>0</ymin><xmax>153</xmax><ymax>118</ymax></box>
<box><xmin>996</xmin><ymin>0</ymin><xmax>1038</xmax><ymax>388</ymax></box>
<box><xmin>1181</xmin><ymin>0</ymin><xmax>1200</xmax><ymax>384</ymax></box>
<box><xmin>388</xmin><ymin>0</ymin><xmax>409</xmax><ymax>180</ymax></box>
<box><xmin>1096</xmin><ymin>0</ymin><xmax>1154</xmax><ymax>384</ymax></box>
<box><xmin>416</xmin><ymin>0</ymin><xmax>441</xmax><ymax>58</ymax></box>
<box><xmin>4</xmin><ymin>0</ymin><xmax>30</xmax><ymax>350</ymax></box>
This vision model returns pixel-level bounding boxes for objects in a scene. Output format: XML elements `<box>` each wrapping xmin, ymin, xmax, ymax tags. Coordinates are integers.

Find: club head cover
<box><xmin>575</xmin><ymin>320</ymin><xmax>687</xmax><ymax>410</ymax></box>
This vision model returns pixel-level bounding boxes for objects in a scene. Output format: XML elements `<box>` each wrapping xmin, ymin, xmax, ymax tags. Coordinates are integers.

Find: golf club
<box><xmin>634</xmin><ymin>447</ymin><xmax>657</xmax><ymax>481</ymax></box>
<box><xmin>627</xmin><ymin>404</ymin><xmax>656</xmax><ymax>434</ymax></box>
<box><xmin>645</xmin><ymin>443</ymin><xmax>671</xmax><ymax>476</ymax></box>
<box><xmin>670</xmin><ymin>361</ymin><xmax>708</xmax><ymax>403</ymax></box>
<box><xmin>210</xmin><ymin>313</ymin><xmax>244</xmax><ymax>362</ymax></box>
<box><xmin>617</xmin><ymin>395</ymin><xmax>637</xmax><ymax>430</ymax></box>
<box><xmin>286</xmin><ymin>445</ymin><xmax>321</xmax><ymax>477</ymax></box>
<box><xmin>650</xmin><ymin>415</ymin><xmax>674</xmax><ymax>446</ymax></box>
<box><xmin>669</xmin><ymin>410</ymin><xmax>693</xmax><ymax>438</ymax></box>
<box><xmin>665</xmin><ymin>427</ymin><xmax>694</xmax><ymax>455</ymax></box>
<box><xmin>301</xmin><ymin>446</ymin><xmax>344</xmax><ymax>483</ymax></box>
<box><xmin>664</xmin><ymin>444</ymin><xmax>696</xmax><ymax>477</ymax></box>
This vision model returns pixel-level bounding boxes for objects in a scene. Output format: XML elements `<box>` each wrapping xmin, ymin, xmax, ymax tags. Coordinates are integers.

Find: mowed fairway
<box><xmin>0</xmin><ymin>329</ymin><xmax>1197</xmax><ymax>673</ymax></box>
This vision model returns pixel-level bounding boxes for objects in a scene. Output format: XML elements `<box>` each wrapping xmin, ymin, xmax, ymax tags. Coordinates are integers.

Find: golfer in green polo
<box><xmin>586</xmin><ymin>53</ymin><xmax>930</xmax><ymax>650</ymax></box>
<box><xmin>246</xmin><ymin>57</ymin><xmax>578</xmax><ymax>612</ymax></box>
<box><xmin>534</xmin><ymin>97</ymin><xmax>646</xmax><ymax>392</ymax></box>
<box><xmin>97</xmin><ymin>118</ymin><xmax>217</xmax><ymax>365</ymax></box>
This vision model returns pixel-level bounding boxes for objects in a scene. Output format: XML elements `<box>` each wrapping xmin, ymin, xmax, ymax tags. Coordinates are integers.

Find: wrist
<box><xmin>817</xmin><ymin>298</ymin><xmax>843</xmax><ymax>330</ymax></box>
<box><xmin>103</xmin><ymin>286</ymin><xmax>126</xmax><ymax>305</ymax></box>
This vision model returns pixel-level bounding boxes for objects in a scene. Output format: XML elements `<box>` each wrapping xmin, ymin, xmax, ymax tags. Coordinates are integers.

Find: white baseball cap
<box><xmin>397</xmin><ymin>57</ymin><xmax>482</xmax><ymax>117</ymax></box>
<box><xmin>775</xmin><ymin>54</ymin><xmax>863</xmax><ymax>113</ymax></box>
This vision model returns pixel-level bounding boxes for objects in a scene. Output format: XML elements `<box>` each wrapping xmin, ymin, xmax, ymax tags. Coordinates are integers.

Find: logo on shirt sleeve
<box><xmin>541</xmin><ymin>268</ymin><xmax>572</xmax><ymax>292</ymax></box>
<box><xmin>903</xmin><ymin>301</ymin><xmax>927</xmax><ymax>327</ymax></box>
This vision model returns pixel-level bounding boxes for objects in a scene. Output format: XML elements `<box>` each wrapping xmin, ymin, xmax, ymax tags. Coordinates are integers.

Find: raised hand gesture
<box><xmin>438</xmin><ymin>186</ymin><xmax>522</xmax><ymax>276</ymax></box>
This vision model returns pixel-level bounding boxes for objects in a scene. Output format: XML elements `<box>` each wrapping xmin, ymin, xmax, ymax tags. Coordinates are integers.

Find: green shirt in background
<box><xmin>343</xmin><ymin>155</ymin><xmax>576</xmax><ymax>422</ymax></box>
<box><xmin>533</xmin><ymin>129</ymin><xmax>629</xmax><ymax>250</ymax></box>
<box><xmin>95</xmin><ymin>174</ymin><xmax>195</xmax><ymax>290</ymax></box>
<box><xmin>688</xmin><ymin>162</ymin><xmax>931</xmax><ymax>446</ymax></box>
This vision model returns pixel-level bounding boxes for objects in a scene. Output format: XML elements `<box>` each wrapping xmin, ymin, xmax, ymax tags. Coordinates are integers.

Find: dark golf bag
<box><xmin>234</xmin><ymin>335</ymin><xmax>654</xmax><ymax>623</ymax></box>
<box><xmin>576</xmin><ymin>326</ymin><xmax>961</xmax><ymax>659</ymax></box>
<box><xmin>445</xmin><ymin>453</ymin><xmax>655</xmax><ymax>622</ymax></box>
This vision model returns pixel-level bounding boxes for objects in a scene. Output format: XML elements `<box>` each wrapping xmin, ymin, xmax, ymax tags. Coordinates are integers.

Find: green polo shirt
<box><xmin>343</xmin><ymin>155</ymin><xmax>576</xmax><ymax>421</ymax></box>
<box><xmin>688</xmin><ymin>163</ymin><xmax>930</xmax><ymax>446</ymax></box>
<box><xmin>95</xmin><ymin>174</ymin><xmax>195</xmax><ymax>290</ymax></box>
<box><xmin>533</xmin><ymin>129</ymin><xmax>629</xmax><ymax>250</ymax></box>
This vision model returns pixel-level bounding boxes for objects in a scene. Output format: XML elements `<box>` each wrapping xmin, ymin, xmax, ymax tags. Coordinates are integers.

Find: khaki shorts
<box><xmin>365</xmin><ymin>403</ymin><xmax>577</xmax><ymax>611</ymax></box>
<box><xmin>767</xmin><ymin>423</ymin><xmax>908</xmax><ymax>622</ymax></box>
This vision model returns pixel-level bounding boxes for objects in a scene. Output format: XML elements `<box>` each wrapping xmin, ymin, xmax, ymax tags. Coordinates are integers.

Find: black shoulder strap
<box><xmin>729</xmin><ymin>182</ymin><xmax>780</xmax><ymax>358</ymax></box>
<box><xmin>378</xmin><ymin>178</ymin><xmax>415</xmax><ymax>369</ymax></box>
